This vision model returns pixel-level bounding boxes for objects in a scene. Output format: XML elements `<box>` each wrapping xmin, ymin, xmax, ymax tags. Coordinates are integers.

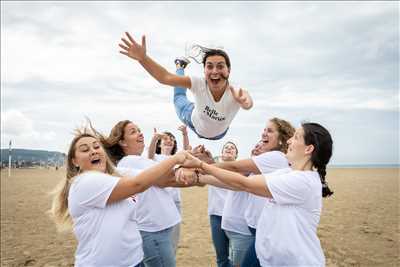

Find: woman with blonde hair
<box><xmin>49</xmin><ymin>128</ymin><xmax>190</xmax><ymax>267</ymax></box>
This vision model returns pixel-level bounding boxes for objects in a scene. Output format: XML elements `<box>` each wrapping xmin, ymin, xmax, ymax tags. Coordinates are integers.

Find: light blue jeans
<box><xmin>171</xmin><ymin>201</ymin><xmax>181</xmax><ymax>254</ymax></box>
<box><xmin>240</xmin><ymin>226</ymin><xmax>261</xmax><ymax>267</ymax></box>
<box><xmin>173</xmin><ymin>68</ymin><xmax>228</xmax><ymax>140</ymax></box>
<box><xmin>140</xmin><ymin>227</ymin><xmax>176</xmax><ymax>267</ymax></box>
<box><xmin>209</xmin><ymin>215</ymin><xmax>232</xmax><ymax>267</ymax></box>
<box><xmin>224</xmin><ymin>230</ymin><xmax>255</xmax><ymax>266</ymax></box>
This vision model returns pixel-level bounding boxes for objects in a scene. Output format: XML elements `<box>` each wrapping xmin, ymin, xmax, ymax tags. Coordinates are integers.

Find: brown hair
<box><xmin>270</xmin><ymin>117</ymin><xmax>295</xmax><ymax>153</ymax></box>
<box><xmin>95</xmin><ymin>120</ymin><xmax>132</xmax><ymax>165</ymax></box>
<box><xmin>155</xmin><ymin>131</ymin><xmax>177</xmax><ymax>155</ymax></box>
<box><xmin>49</xmin><ymin>128</ymin><xmax>116</xmax><ymax>231</ymax></box>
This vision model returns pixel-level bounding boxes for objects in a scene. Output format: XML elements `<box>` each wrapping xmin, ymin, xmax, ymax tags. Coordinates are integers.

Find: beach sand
<box><xmin>1</xmin><ymin>167</ymin><xmax>399</xmax><ymax>266</ymax></box>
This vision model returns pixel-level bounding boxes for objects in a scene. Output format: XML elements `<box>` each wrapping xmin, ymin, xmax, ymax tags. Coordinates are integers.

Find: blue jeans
<box><xmin>134</xmin><ymin>262</ymin><xmax>144</xmax><ymax>267</ymax></box>
<box><xmin>210</xmin><ymin>215</ymin><xmax>232</xmax><ymax>267</ymax></box>
<box><xmin>240</xmin><ymin>227</ymin><xmax>261</xmax><ymax>267</ymax></box>
<box><xmin>174</xmin><ymin>68</ymin><xmax>228</xmax><ymax>140</ymax></box>
<box><xmin>224</xmin><ymin>230</ymin><xmax>254</xmax><ymax>266</ymax></box>
<box><xmin>140</xmin><ymin>227</ymin><xmax>176</xmax><ymax>267</ymax></box>
<box><xmin>171</xmin><ymin>201</ymin><xmax>181</xmax><ymax>254</ymax></box>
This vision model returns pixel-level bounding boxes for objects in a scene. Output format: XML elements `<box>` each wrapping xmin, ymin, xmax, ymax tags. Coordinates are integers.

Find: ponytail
<box><xmin>317</xmin><ymin>164</ymin><xmax>333</xmax><ymax>197</ymax></box>
<box><xmin>302</xmin><ymin>122</ymin><xmax>334</xmax><ymax>198</ymax></box>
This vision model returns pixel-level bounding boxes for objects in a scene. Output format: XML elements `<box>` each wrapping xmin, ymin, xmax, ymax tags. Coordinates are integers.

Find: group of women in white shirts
<box><xmin>49</xmin><ymin>31</ymin><xmax>336</xmax><ymax>267</ymax></box>
<box><xmin>50</xmin><ymin>116</ymin><xmax>334</xmax><ymax>267</ymax></box>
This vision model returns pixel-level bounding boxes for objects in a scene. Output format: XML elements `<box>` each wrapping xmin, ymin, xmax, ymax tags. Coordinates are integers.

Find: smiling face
<box><xmin>221</xmin><ymin>142</ymin><xmax>238</xmax><ymax>161</ymax></box>
<box><xmin>286</xmin><ymin>127</ymin><xmax>313</xmax><ymax>165</ymax></box>
<box><xmin>72</xmin><ymin>136</ymin><xmax>107</xmax><ymax>173</ymax></box>
<box><xmin>261</xmin><ymin>121</ymin><xmax>281</xmax><ymax>151</ymax></box>
<box><xmin>121</xmin><ymin>122</ymin><xmax>145</xmax><ymax>156</ymax></box>
<box><xmin>160</xmin><ymin>133</ymin><xmax>176</xmax><ymax>155</ymax></box>
<box><xmin>204</xmin><ymin>55</ymin><xmax>230</xmax><ymax>92</ymax></box>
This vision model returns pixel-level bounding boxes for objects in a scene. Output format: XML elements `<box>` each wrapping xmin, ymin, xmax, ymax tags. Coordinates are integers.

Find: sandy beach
<box><xmin>1</xmin><ymin>167</ymin><xmax>399</xmax><ymax>266</ymax></box>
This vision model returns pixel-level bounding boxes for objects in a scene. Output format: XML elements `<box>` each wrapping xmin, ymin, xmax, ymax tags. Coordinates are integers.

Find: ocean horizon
<box><xmin>329</xmin><ymin>164</ymin><xmax>400</xmax><ymax>169</ymax></box>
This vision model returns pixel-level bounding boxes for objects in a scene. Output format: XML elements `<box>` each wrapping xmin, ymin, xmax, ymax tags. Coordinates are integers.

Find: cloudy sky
<box><xmin>1</xmin><ymin>1</ymin><xmax>398</xmax><ymax>165</ymax></box>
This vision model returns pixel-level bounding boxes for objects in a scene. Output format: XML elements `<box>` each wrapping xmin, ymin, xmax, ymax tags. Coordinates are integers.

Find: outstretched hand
<box><xmin>119</xmin><ymin>32</ymin><xmax>147</xmax><ymax>62</ymax></box>
<box><xmin>229</xmin><ymin>86</ymin><xmax>253</xmax><ymax>109</ymax></box>
<box><xmin>191</xmin><ymin>145</ymin><xmax>215</xmax><ymax>164</ymax></box>
<box><xmin>177</xmin><ymin>125</ymin><xmax>188</xmax><ymax>135</ymax></box>
<box><xmin>152</xmin><ymin>128</ymin><xmax>166</xmax><ymax>141</ymax></box>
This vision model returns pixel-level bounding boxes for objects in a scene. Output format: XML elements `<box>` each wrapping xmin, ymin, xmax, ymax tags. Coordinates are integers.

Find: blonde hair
<box><xmin>270</xmin><ymin>117</ymin><xmax>295</xmax><ymax>153</ymax></box>
<box><xmin>49</xmin><ymin>127</ymin><xmax>117</xmax><ymax>231</ymax></box>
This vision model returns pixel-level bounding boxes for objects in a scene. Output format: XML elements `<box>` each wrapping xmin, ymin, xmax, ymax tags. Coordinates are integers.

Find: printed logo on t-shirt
<box><xmin>203</xmin><ymin>106</ymin><xmax>226</xmax><ymax>121</ymax></box>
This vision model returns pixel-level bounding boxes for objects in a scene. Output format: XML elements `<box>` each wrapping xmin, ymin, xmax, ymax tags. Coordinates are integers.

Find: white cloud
<box><xmin>1</xmin><ymin>110</ymin><xmax>34</xmax><ymax>135</ymax></box>
<box><xmin>0</xmin><ymin>1</ymin><xmax>398</xmax><ymax>164</ymax></box>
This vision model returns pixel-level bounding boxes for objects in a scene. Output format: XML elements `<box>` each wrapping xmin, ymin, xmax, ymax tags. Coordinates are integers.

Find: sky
<box><xmin>1</xmin><ymin>1</ymin><xmax>399</xmax><ymax>165</ymax></box>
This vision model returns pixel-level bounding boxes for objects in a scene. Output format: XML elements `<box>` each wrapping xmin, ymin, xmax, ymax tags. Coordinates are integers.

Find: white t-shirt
<box><xmin>208</xmin><ymin>186</ymin><xmax>229</xmax><ymax>216</ymax></box>
<box><xmin>153</xmin><ymin>154</ymin><xmax>181</xmax><ymax>205</ymax></box>
<box><xmin>68</xmin><ymin>171</ymin><xmax>143</xmax><ymax>267</ymax></box>
<box><xmin>221</xmin><ymin>190</ymin><xmax>251</xmax><ymax>235</ymax></box>
<box><xmin>190</xmin><ymin>76</ymin><xmax>240</xmax><ymax>138</ymax></box>
<box><xmin>117</xmin><ymin>155</ymin><xmax>181</xmax><ymax>232</ymax></box>
<box><xmin>245</xmin><ymin>151</ymin><xmax>289</xmax><ymax>228</ymax></box>
<box><xmin>255</xmin><ymin>168</ymin><xmax>325</xmax><ymax>266</ymax></box>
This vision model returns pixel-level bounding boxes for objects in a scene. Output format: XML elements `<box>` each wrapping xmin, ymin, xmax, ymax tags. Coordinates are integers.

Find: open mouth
<box><xmin>137</xmin><ymin>138</ymin><xmax>144</xmax><ymax>144</ymax></box>
<box><xmin>210</xmin><ymin>77</ymin><xmax>221</xmax><ymax>85</ymax></box>
<box><xmin>91</xmin><ymin>159</ymin><xmax>101</xmax><ymax>165</ymax></box>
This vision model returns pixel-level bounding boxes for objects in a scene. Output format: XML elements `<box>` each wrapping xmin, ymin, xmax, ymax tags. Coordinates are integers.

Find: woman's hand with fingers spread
<box><xmin>119</xmin><ymin>32</ymin><xmax>147</xmax><ymax>62</ymax></box>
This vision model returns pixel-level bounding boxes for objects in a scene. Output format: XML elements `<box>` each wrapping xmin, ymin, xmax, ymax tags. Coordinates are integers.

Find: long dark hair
<box><xmin>302</xmin><ymin>122</ymin><xmax>334</xmax><ymax>198</ymax></box>
<box><xmin>155</xmin><ymin>131</ymin><xmax>177</xmax><ymax>155</ymax></box>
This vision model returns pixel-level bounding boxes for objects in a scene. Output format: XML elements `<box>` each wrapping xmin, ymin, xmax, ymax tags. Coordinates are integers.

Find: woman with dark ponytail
<box><xmin>177</xmin><ymin>122</ymin><xmax>334</xmax><ymax>266</ymax></box>
<box><xmin>302</xmin><ymin>122</ymin><xmax>334</xmax><ymax>197</ymax></box>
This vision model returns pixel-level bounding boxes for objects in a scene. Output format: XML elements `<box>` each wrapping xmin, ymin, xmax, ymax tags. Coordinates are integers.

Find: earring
<box><xmin>279</xmin><ymin>141</ymin><xmax>282</xmax><ymax>146</ymax></box>
<box><xmin>75</xmin><ymin>165</ymin><xmax>80</xmax><ymax>171</ymax></box>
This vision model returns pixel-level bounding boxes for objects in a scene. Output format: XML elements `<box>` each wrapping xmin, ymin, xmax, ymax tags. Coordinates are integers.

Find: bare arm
<box><xmin>119</xmin><ymin>32</ymin><xmax>192</xmax><ymax>89</ymax></box>
<box><xmin>213</xmin><ymin>158</ymin><xmax>261</xmax><ymax>175</ymax></box>
<box><xmin>202</xmin><ymin>162</ymin><xmax>272</xmax><ymax>198</ymax></box>
<box><xmin>179</xmin><ymin>154</ymin><xmax>272</xmax><ymax>198</ymax></box>
<box><xmin>107</xmin><ymin>151</ymin><xmax>187</xmax><ymax>204</ymax></box>
<box><xmin>178</xmin><ymin>125</ymin><xmax>191</xmax><ymax>150</ymax></box>
<box><xmin>154</xmin><ymin>168</ymin><xmax>202</xmax><ymax>188</ymax></box>
<box><xmin>148</xmin><ymin>129</ymin><xmax>164</xmax><ymax>160</ymax></box>
<box><xmin>199</xmin><ymin>174</ymin><xmax>238</xmax><ymax>191</ymax></box>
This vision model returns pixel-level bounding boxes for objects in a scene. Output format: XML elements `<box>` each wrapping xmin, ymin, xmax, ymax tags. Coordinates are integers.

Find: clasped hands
<box><xmin>175</xmin><ymin>145</ymin><xmax>214</xmax><ymax>185</ymax></box>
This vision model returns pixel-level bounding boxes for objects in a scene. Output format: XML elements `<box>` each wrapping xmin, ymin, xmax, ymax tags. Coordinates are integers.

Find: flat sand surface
<box><xmin>1</xmin><ymin>168</ymin><xmax>399</xmax><ymax>266</ymax></box>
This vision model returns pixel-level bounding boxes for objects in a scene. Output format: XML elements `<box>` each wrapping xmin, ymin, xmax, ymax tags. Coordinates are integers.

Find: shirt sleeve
<box><xmin>190</xmin><ymin>76</ymin><xmax>203</xmax><ymax>95</ymax></box>
<box><xmin>252</xmin><ymin>151</ymin><xmax>288</xmax><ymax>173</ymax></box>
<box><xmin>73</xmin><ymin>171</ymin><xmax>119</xmax><ymax>209</ymax></box>
<box><xmin>266</xmin><ymin>171</ymin><xmax>311</xmax><ymax>205</ymax></box>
